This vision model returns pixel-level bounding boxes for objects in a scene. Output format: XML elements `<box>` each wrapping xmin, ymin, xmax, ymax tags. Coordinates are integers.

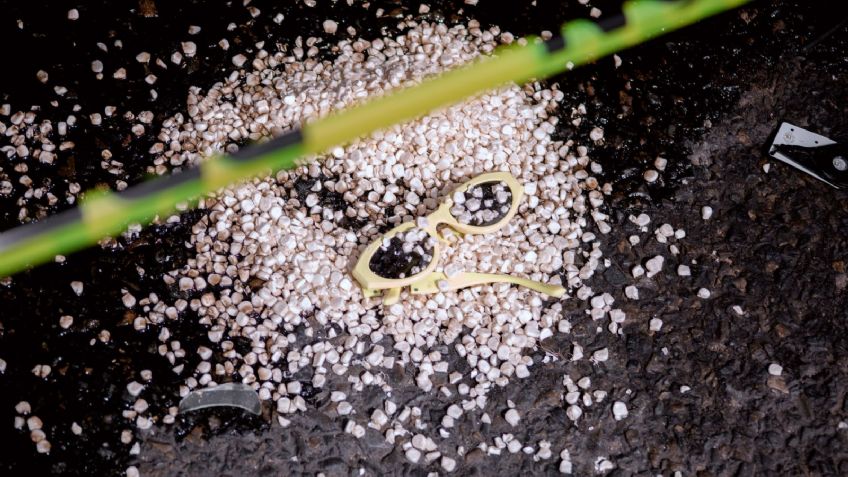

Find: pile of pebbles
<box><xmin>126</xmin><ymin>18</ymin><xmax>618</xmax><ymax>472</ymax></box>
<box><xmin>0</xmin><ymin>9</ymin><xmax>690</xmax><ymax>474</ymax></box>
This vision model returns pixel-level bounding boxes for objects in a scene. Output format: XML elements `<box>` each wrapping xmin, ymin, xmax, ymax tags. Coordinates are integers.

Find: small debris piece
<box><xmin>179</xmin><ymin>382</ymin><xmax>261</xmax><ymax>415</ymax></box>
<box><xmin>595</xmin><ymin>457</ymin><xmax>615</xmax><ymax>473</ymax></box>
<box><xmin>139</xmin><ymin>0</ymin><xmax>158</xmax><ymax>17</ymax></box>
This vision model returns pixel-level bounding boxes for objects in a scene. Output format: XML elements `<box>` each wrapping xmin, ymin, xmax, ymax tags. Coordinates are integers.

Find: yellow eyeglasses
<box><xmin>352</xmin><ymin>172</ymin><xmax>566</xmax><ymax>305</ymax></box>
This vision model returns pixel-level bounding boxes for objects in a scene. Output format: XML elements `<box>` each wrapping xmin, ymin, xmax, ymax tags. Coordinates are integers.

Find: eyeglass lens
<box><xmin>449</xmin><ymin>180</ymin><xmax>513</xmax><ymax>227</ymax></box>
<box><xmin>368</xmin><ymin>227</ymin><xmax>436</xmax><ymax>279</ymax></box>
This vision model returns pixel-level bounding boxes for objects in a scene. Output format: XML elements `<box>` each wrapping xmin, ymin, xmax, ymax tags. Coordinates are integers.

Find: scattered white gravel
<box><xmin>137</xmin><ymin>19</ymin><xmax>612</xmax><ymax>431</ymax></box>
<box><xmin>0</xmin><ymin>12</ymin><xmax>722</xmax><ymax>472</ymax></box>
<box><xmin>31</xmin><ymin>19</ymin><xmax>624</xmax><ymax>469</ymax></box>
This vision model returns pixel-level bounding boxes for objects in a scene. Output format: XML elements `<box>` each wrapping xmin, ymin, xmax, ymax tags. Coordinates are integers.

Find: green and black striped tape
<box><xmin>0</xmin><ymin>0</ymin><xmax>750</xmax><ymax>277</ymax></box>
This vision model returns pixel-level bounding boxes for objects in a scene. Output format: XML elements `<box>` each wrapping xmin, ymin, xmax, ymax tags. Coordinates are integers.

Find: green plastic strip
<box><xmin>0</xmin><ymin>0</ymin><xmax>750</xmax><ymax>277</ymax></box>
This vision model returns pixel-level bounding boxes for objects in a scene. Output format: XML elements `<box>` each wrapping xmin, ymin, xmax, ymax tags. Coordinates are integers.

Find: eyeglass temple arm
<box><xmin>409</xmin><ymin>271</ymin><xmax>565</xmax><ymax>298</ymax></box>
<box><xmin>453</xmin><ymin>272</ymin><xmax>566</xmax><ymax>298</ymax></box>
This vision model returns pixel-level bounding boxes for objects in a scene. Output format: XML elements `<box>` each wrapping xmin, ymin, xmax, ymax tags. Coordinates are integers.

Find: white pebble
<box><xmin>592</xmin><ymin>348</ymin><xmax>609</xmax><ymax>363</ymax></box>
<box><xmin>768</xmin><ymin>363</ymin><xmax>783</xmax><ymax>376</ymax></box>
<box><xmin>589</xmin><ymin>127</ymin><xmax>604</xmax><ymax>142</ymax></box>
<box><xmin>15</xmin><ymin>401</ymin><xmax>31</xmax><ymax>414</ymax></box>
<box><xmin>181</xmin><ymin>41</ymin><xmax>197</xmax><ymax>57</ymax></box>
<box><xmin>127</xmin><ymin>381</ymin><xmax>144</xmax><ymax>397</ymax></box>
<box><xmin>70</xmin><ymin>281</ymin><xmax>84</xmax><ymax>295</ymax></box>
<box><xmin>441</xmin><ymin>456</ymin><xmax>457</xmax><ymax>472</ymax></box>
<box><xmin>701</xmin><ymin>206</ymin><xmax>713</xmax><ymax>220</ymax></box>
<box><xmin>612</xmin><ymin>401</ymin><xmax>628</xmax><ymax>420</ymax></box>
<box><xmin>27</xmin><ymin>415</ymin><xmax>43</xmax><ymax>430</ymax></box>
<box><xmin>559</xmin><ymin>449</ymin><xmax>573</xmax><ymax>474</ymax></box>
<box><xmin>323</xmin><ymin>19</ymin><xmax>338</xmax><ymax>34</ymax></box>
<box><xmin>504</xmin><ymin>408</ymin><xmax>520</xmax><ymax>426</ymax></box>
<box><xmin>643</xmin><ymin>169</ymin><xmax>659</xmax><ymax>183</ymax></box>
<box><xmin>36</xmin><ymin>440</ymin><xmax>51</xmax><ymax>454</ymax></box>
<box><xmin>59</xmin><ymin>315</ymin><xmax>74</xmax><ymax>329</ymax></box>
<box><xmin>629</xmin><ymin>213</ymin><xmax>651</xmax><ymax>227</ymax></box>
<box><xmin>645</xmin><ymin>256</ymin><xmax>664</xmax><ymax>278</ymax></box>
<box><xmin>697</xmin><ymin>288</ymin><xmax>711</xmax><ymax>299</ymax></box>
<box><xmin>405</xmin><ymin>448</ymin><xmax>421</xmax><ymax>463</ymax></box>
<box><xmin>337</xmin><ymin>401</ymin><xmax>353</xmax><ymax>415</ymax></box>
<box><xmin>232</xmin><ymin>54</ymin><xmax>247</xmax><ymax>68</ymax></box>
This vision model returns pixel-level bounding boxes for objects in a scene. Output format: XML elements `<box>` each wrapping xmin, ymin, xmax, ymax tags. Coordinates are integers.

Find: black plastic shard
<box><xmin>178</xmin><ymin>382</ymin><xmax>262</xmax><ymax>415</ymax></box>
<box><xmin>767</xmin><ymin>122</ymin><xmax>848</xmax><ymax>189</ymax></box>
